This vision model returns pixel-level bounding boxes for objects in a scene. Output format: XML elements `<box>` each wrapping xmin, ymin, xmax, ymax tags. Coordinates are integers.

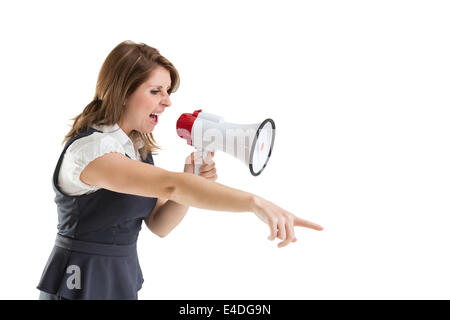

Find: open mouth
<box><xmin>149</xmin><ymin>112</ymin><xmax>160</xmax><ymax>124</ymax></box>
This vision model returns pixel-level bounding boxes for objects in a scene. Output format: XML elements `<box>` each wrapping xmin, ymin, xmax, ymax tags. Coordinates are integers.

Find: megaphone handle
<box><xmin>194</xmin><ymin>149</ymin><xmax>209</xmax><ymax>175</ymax></box>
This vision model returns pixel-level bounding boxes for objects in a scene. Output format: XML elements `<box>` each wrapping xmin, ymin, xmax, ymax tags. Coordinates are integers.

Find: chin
<box><xmin>141</xmin><ymin>128</ymin><xmax>154</xmax><ymax>134</ymax></box>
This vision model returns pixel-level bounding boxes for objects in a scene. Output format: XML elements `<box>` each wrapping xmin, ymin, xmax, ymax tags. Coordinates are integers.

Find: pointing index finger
<box><xmin>294</xmin><ymin>217</ymin><xmax>324</xmax><ymax>231</ymax></box>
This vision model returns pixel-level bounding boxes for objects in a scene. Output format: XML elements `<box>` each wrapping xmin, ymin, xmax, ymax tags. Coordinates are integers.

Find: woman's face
<box><xmin>119</xmin><ymin>65</ymin><xmax>172</xmax><ymax>136</ymax></box>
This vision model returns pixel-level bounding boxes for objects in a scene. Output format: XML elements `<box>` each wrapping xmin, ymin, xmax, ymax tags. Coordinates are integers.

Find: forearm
<box><xmin>168</xmin><ymin>172</ymin><xmax>256</xmax><ymax>213</ymax></box>
<box><xmin>148</xmin><ymin>200</ymin><xmax>189</xmax><ymax>237</ymax></box>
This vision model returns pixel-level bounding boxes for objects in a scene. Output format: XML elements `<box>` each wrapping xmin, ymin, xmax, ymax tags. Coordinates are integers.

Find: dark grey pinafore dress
<box><xmin>37</xmin><ymin>127</ymin><xmax>157</xmax><ymax>300</ymax></box>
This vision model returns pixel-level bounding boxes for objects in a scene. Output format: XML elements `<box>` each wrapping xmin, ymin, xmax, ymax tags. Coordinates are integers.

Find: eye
<box><xmin>150</xmin><ymin>89</ymin><xmax>171</xmax><ymax>96</ymax></box>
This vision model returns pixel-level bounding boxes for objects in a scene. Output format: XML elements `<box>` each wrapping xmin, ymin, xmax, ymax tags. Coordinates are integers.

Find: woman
<box><xmin>37</xmin><ymin>40</ymin><xmax>323</xmax><ymax>300</ymax></box>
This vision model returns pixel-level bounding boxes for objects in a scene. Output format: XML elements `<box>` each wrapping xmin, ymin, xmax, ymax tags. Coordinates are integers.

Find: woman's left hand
<box><xmin>184</xmin><ymin>151</ymin><xmax>217</xmax><ymax>181</ymax></box>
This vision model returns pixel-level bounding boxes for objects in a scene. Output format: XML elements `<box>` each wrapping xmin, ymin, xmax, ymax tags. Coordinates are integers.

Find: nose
<box><xmin>162</xmin><ymin>92</ymin><xmax>172</xmax><ymax>108</ymax></box>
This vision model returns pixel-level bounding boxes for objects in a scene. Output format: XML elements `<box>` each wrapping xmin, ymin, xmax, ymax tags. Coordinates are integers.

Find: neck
<box><xmin>117</xmin><ymin>120</ymin><xmax>132</xmax><ymax>137</ymax></box>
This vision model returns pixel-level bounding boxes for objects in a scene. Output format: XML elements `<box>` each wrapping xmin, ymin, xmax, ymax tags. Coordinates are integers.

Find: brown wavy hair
<box><xmin>63</xmin><ymin>40</ymin><xmax>180</xmax><ymax>157</ymax></box>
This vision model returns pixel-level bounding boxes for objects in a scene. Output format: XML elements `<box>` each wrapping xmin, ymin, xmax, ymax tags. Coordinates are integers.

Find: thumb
<box><xmin>190</xmin><ymin>152</ymin><xmax>197</xmax><ymax>165</ymax></box>
<box><xmin>184</xmin><ymin>152</ymin><xmax>194</xmax><ymax>167</ymax></box>
<box><xmin>183</xmin><ymin>152</ymin><xmax>196</xmax><ymax>174</ymax></box>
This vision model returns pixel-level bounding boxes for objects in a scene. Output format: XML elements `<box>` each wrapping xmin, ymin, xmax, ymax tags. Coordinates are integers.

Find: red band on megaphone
<box><xmin>176</xmin><ymin>109</ymin><xmax>202</xmax><ymax>146</ymax></box>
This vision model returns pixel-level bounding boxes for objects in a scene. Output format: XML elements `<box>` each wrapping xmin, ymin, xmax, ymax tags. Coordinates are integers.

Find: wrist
<box><xmin>248</xmin><ymin>194</ymin><xmax>263</xmax><ymax>213</ymax></box>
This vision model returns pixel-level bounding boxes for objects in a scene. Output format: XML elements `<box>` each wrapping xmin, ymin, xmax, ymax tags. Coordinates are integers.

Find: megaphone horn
<box><xmin>176</xmin><ymin>109</ymin><xmax>275</xmax><ymax>176</ymax></box>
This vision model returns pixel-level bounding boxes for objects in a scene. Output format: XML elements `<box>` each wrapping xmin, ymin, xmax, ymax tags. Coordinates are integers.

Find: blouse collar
<box><xmin>91</xmin><ymin>123</ymin><xmax>141</xmax><ymax>160</ymax></box>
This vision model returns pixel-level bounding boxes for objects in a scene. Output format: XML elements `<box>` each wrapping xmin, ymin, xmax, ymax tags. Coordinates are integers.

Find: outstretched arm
<box><xmin>80</xmin><ymin>151</ymin><xmax>323</xmax><ymax>247</ymax></box>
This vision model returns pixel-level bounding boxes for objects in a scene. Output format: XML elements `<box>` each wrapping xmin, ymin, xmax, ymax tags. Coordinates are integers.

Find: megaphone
<box><xmin>176</xmin><ymin>109</ymin><xmax>275</xmax><ymax>176</ymax></box>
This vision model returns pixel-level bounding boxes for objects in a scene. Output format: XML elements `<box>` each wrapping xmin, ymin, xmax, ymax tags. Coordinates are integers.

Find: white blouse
<box><xmin>58</xmin><ymin>123</ymin><xmax>144</xmax><ymax>196</ymax></box>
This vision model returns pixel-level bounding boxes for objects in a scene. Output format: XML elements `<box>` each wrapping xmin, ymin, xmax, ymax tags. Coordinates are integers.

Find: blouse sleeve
<box><xmin>58</xmin><ymin>133</ymin><xmax>126</xmax><ymax>196</ymax></box>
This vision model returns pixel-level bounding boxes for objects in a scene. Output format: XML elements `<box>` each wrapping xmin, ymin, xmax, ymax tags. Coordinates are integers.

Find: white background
<box><xmin>0</xmin><ymin>0</ymin><xmax>449</xmax><ymax>299</ymax></box>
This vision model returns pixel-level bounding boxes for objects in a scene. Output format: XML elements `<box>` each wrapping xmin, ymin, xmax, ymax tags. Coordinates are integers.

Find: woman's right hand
<box><xmin>250</xmin><ymin>196</ymin><xmax>323</xmax><ymax>248</ymax></box>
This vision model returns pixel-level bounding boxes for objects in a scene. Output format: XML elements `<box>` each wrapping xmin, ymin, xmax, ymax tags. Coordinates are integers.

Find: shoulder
<box><xmin>58</xmin><ymin>130</ymin><xmax>130</xmax><ymax>195</ymax></box>
<box><xmin>66</xmin><ymin>131</ymin><xmax>126</xmax><ymax>160</ymax></box>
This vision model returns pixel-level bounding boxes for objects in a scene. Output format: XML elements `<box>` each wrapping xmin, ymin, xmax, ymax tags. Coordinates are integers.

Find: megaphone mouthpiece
<box><xmin>176</xmin><ymin>109</ymin><xmax>203</xmax><ymax>146</ymax></box>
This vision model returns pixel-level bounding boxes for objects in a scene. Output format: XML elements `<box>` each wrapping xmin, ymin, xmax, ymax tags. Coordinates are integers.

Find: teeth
<box><xmin>150</xmin><ymin>112</ymin><xmax>160</xmax><ymax>116</ymax></box>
